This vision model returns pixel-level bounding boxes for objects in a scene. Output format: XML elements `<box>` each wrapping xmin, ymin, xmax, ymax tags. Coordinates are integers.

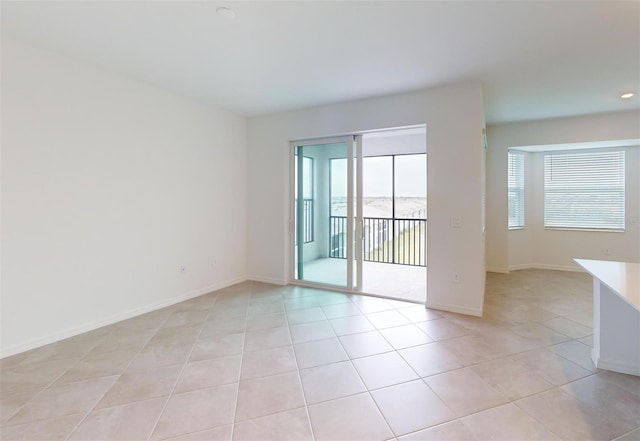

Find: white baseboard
<box><xmin>248</xmin><ymin>275</ymin><xmax>288</xmax><ymax>286</ymax></box>
<box><xmin>425</xmin><ymin>301</ymin><xmax>483</xmax><ymax>317</ymax></box>
<box><xmin>0</xmin><ymin>275</ymin><xmax>248</xmax><ymax>359</ymax></box>
<box><xmin>509</xmin><ymin>263</ymin><xmax>582</xmax><ymax>272</ymax></box>
<box><xmin>595</xmin><ymin>357</ymin><xmax>640</xmax><ymax>376</ymax></box>
<box><xmin>508</xmin><ymin>264</ymin><xmax>531</xmax><ymax>271</ymax></box>
<box><xmin>485</xmin><ymin>267</ymin><xmax>510</xmax><ymax>274</ymax></box>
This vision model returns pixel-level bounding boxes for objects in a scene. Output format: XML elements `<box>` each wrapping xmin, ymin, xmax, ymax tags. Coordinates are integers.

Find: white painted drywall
<box><xmin>247</xmin><ymin>83</ymin><xmax>487</xmax><ymax>316</ymax></box>
<box><xmin>486</xmin><ymin>111</ymin><xmax>640</xmax><ymax>272</ymax></box>
<box><xmin>1</xmin><ymin>40</ymin><xmax>248</xmax><ymax>356</ymax></box>
<box><xmin>362</xmin><ymin>132</ymin><xmax>427</xmax><ymax>157</ymax></box>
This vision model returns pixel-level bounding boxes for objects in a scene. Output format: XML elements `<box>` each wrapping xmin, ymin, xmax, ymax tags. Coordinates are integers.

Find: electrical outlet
<box><xmin>453</xmin><ymin>272</ymin><xmax>460</xmax><ymax>283</ymax></box>
<box><xmin>450</xmin><ymin>216</ymin><xmax>462</xmax><ymax>228</ymax></box>
<box><xmin>179</xmin><ymin>265</ymin><xmax>186</xmax><ymax>274</ymax></box>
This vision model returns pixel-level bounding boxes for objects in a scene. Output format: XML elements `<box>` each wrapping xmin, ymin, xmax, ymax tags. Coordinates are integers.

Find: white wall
<box><xmin>363</xmin><ymin>131</ymin><xmax>427</xmax><ymax>157</ymax></box>
<box><xmin>247</xmin><ymin>82</ymin><xmax>487</xmax><ymax>316</ymax></box>
<box><xmin>486</xmin><ymin>111</ymin><xmax>640</xmax><ymax>272</ymax></box>
<box><xmin>1</xmin><ymin>40</ymin><xmax>248</xmax><ymax>356</ymax></box>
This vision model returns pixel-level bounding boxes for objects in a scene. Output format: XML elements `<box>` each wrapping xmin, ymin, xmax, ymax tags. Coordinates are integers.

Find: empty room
<box><xmin>1</xmin><ymin>1</ymin><xmax>639</xmax><ymax>440</ymax></box>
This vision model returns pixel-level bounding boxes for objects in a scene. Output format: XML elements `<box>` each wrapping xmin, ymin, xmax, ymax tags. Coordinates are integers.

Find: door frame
<box><xmin>289</xmin><ymin>136</ymin><xmax>357</xmax><ymax>291</ymax></box>
<box><xmin>288</xmin><ymin>127</ymin><xmax>426</xmax><ymax>303</ymax></box>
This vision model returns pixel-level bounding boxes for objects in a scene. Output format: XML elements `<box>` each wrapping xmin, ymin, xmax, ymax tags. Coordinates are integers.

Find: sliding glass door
<box><xmin>291</xmin><ymin>127</ymin><xmax>426</xmax><ymax>303</ymax></box>
<box><xmin>292</xmin><ymin>137</ymin><xmax>354</xmax><ymax>289</ymax></box>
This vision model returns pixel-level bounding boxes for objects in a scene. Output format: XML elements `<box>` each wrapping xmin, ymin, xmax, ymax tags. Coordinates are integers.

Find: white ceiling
<box><xmin>2</xmin><ymin>1</ymin><xmax>639</xmax><ymax>123</ymax></box>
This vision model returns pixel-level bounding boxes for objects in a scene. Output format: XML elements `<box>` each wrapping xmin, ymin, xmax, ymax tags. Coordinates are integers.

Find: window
<box><xmin>544</xmin><ymin>150</ymin><xmax>625</xmax><ymax>231</ymax></box>
<box><xmin>508</xmin><ymin>151</ymin><xmax>525</xmax><ymax>229</ymax></box>
<box><xmin>294</xmin><ymin>156</ymin><xmax>314</xmax><ymax>243</ymax></box>
<box><xmin>302</xmin><ymin>157</ymin><xmax>314</xmax><ymax>243</ymax></box>
<box><xmin>329</xmin><ymin>158</ymin><xmax>347</xmax><ymax>257</ymax></box>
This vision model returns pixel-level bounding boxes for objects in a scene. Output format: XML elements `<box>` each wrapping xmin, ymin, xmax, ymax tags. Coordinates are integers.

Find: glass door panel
<box><xmin>360</xmin><ymin>128</ymin><xmax>427</xmax><ymax>303</ymax></box>
<box><xmin>394</xmin><ymin>154</ymin><xmax>427</xmax><ymax>267</ymax></box>
<box><xmin>293</xmin><ymin>140</ymin><xmax>351</xmax><ymax>288</ymax></box>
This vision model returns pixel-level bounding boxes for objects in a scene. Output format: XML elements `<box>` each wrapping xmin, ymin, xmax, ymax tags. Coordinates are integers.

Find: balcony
<box><xmin>303</xmin><ymin>258</ymin><xmax>426</xmax><ymax>303</ymax></box>
<box><xmin>329</xmin><ymin>215</ymin><xmax>426</xmax><ymax>267</ymax></box>
<box><xmin>294</xmin><ymin>146</ymin><xmax>427</xmax><ymax>303</ymax></box>
<box><xmin>304</xmin><ymin>213</ymin><xmax>426</xmax><ymax>303</ymax></box>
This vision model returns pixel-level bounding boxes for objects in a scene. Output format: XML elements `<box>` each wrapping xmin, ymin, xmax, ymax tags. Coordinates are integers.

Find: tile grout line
<box><xmin>143</xmin><ymin>300</ymin><xmax>220</xmax><ymax>441</ymax></box>
<box><xmin>62</xmin><ymin>313</ymin><xmax>172</xmax><ymax>441</ymax></box>
<box><xmin>227</xmin><ymin>283</ymin><xmax>255</xmax><ymax>439</ymax></box>
<box><xmin>275</xmin><ymin>291</ymin><xmax>413</xmax><ymax>436</ymax></box>
<box><xmin>291</xmin><ymin>294</ymin><xmax>388</xmax><ymax>438</ymax></box>
<box><xmin>330</xmin><ymin>297</ymin><xmax>399</xmax><ymax>439</ymax></box>
<box><xmin>4</xmin><ymin>323</ymin><xmax>173</xmax><ymax>431</ymax></box>
<box><xmin>510</xmin><ymin>386</ymin><xmax>577</xmax><ymax>441</ymax></box>
<box><xmin>284</xmin><ymin>290</ymin><xmax>317</xmax><ymax>441</ymax></box>
<box><xmin>1</xmin><ymin>274</ymin><xmax>614</xmax><ymax>440</ymax></box>
<box><xmin>614</xmin><ymin>427</ymin><xmax>640</xmax><ymax>440</ymax></box>
<box><xmin>1</xmin><ymin>332</ymin><xmax>109</xmax><ymax>428</ymax></box>
<box><xmin>350</xmin><ymin>299</ymin><xmax>597</xmax><ymax>438</ymax></box>
<box><xmin>186</xmin><ymin>291</ymin><xmax>596</xmax><ymax>435</ymax></box>
<box><xmin>226</xmin><ymin>297</ymin><xmax>329</xmax><ymax>423</ymax></box>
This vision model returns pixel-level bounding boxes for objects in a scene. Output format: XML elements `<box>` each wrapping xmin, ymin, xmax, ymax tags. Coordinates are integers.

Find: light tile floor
<box><xmin>302</xmin><ymin>259</ymin><xmax>427</xmax><ymax>303</ymax></box>
<box><xmin>1</xmin><ymin>269</ymin><xmax>639</xmax><ymax>440</ymax></box>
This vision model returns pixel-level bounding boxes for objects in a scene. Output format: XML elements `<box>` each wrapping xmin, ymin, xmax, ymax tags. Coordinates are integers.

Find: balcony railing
<box><xmin>329</xmin><ymin>216</ymin><xmax>426</xmax><ymax>267</ymax></box>
<box><xmin>295</xmin><ymin>199</ymin><xmax>315</xmax><ymax>245</ymax></box>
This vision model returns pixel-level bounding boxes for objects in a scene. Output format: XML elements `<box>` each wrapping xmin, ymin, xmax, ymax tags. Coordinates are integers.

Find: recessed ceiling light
<box><xmin>620</xmin><ymin>92</ymin><xmax>635</xmax><ymax>99</ymax></box>
<box><xmin>216</xmin><ymin>7</ymin><xmax>236</xmax><ymax>20</ymax></box>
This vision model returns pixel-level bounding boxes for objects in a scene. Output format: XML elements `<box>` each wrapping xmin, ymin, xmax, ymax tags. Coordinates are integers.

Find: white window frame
<box><xmin>294</xmin><ymin>155</ymin><xmax>315</xmax><ymax>244</ymax></box>
<box><xmin>543</xmin><ymin>149</ymin><xmax>625</xmax><ymax>232</ymax></box>
<box><xmin>508</xmin><ymin>151</ymin><xmax>525</xmax><ymax>229</ymax></box>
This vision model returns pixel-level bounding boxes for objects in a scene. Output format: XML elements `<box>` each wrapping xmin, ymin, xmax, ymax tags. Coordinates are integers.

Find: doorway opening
<box><xmin>291</xmin><ymin>127</ymin><xmax>427</xmax><ymax>303</ymax></box>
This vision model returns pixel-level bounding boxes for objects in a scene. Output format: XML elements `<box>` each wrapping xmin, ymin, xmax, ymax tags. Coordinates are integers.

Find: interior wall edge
<box><xmin>424</xmin><ymin>302</ymin><xmax>483</xmax><ymax>317</ymax></box>
<box><xmin>485</xmin><ymin>267</ymin><xmax>510</xmax><ymax>274</ymax></box>
<box><xmin>247</xmin><ymin>276</ymin><xmax>288</xmax><ymax>286</ymax></box>
<box><xmin>508</xmin><ymin>263</ymin><xmax>583</xmax><ymax>273</ymax></box>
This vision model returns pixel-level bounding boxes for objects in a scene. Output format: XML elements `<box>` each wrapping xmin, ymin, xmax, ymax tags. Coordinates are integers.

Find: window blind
<box><xmin>508</xmin><ymin>151</ymin><xmax>525</xmax><ymax>229</ymax></box>
<box><xmin>544</xmin><ymin>150</ymin><xmax>625</xmax><ymax>230</ymax></box>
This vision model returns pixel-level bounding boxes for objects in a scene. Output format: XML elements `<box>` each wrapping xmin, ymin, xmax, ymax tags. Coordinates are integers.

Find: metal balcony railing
<box><xmin>329</xmin><ymin>215</ymin><xmax>426</xmax><ymax>267</ymax></box>
<box><xmin>294</xmin><ymin>199</ymin><xmax>315</xmax><ymax>245</ymax></box>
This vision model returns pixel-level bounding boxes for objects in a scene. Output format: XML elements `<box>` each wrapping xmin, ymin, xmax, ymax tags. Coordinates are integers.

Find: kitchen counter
<box><xmin>575</xmin><ymin>259</ymin><xmax>640</xmax><ymax>376</ymax></box>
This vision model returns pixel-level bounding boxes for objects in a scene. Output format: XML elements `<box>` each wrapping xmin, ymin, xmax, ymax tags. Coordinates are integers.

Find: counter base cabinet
<box><xmin>592</xmin><ymin>278</ymin><xmax>640</xmax><ymax>376</ymax></box>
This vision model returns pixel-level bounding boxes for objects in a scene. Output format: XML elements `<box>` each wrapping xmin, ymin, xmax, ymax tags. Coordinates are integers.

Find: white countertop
<box><xmin>575</xmin><ymin>259</ymin><xmax>640</xmax><ymax>312</ymax></box>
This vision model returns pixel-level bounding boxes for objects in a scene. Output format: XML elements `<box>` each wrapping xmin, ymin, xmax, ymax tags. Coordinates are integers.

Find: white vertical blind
<box><xmin>544</xmin><ymin>150</ymin><xmax>625</xmax><ymax>230</ymax></box>
<box><xmin>508</xmin><ymin>151</ymin><xmax>525</xmax><ymax>229</ymax></box>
